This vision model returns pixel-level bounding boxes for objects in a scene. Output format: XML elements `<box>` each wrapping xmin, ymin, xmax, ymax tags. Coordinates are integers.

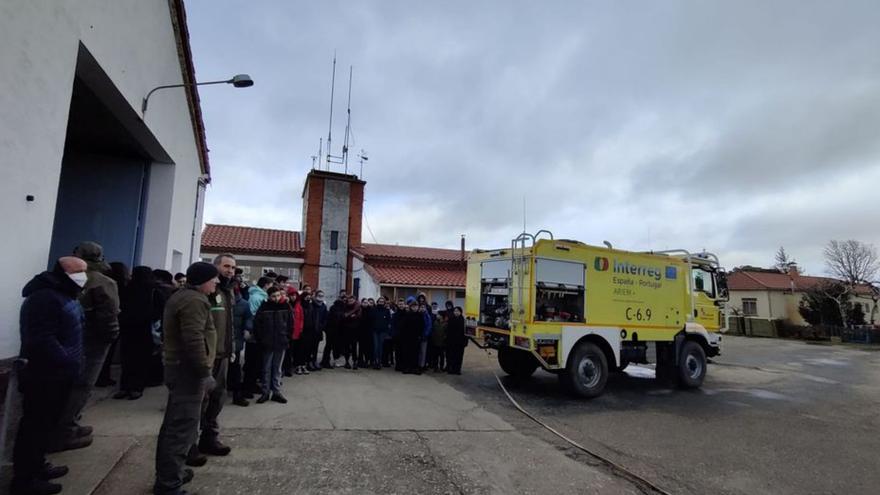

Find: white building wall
<box><xmin>0</xmin><ymin>0</ymin><xmax>204</xmax><ymax>359</ymax></box>
<box><xmin>352</xmin><ymin>258</ymin><xmax>381</xmax><ymax>300</ymax></box>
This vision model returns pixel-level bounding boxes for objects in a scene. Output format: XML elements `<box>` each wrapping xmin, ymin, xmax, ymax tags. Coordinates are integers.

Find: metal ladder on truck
<box><xmin>509</xmin><ymin>230</ymin><xmax>554</xmax><ymax>333</ymax></box>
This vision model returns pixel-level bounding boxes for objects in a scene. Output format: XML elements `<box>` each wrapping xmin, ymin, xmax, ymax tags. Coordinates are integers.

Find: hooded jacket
<box><xmin>254</xmin><ymin>299</ymin><xmax>292</xmax><ymax>350</ymax></box>
<box><xmin>19</xmin><ymin>266</ymin><xmax>85</xmax><ymax>382</ymax></box>
<box><xmin>248</xmin><ymin>285</ymin><xmax>269</xmax><ymax>316</ymax></box>
<box><xmin>287</xmin><ymin>288</ymin><xmax>305</xmax><ymax>340</ymax></box>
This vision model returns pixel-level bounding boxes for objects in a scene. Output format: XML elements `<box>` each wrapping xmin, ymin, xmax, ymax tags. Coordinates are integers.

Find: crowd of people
<box><xmin>12</xmin><ymin>244</ymin><xmax>468</xmax><ymax>495</ymax></box>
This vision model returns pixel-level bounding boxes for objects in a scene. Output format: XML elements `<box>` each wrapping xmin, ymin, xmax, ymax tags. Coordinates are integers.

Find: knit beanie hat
<box><xmin>186</xmin><ymin>262</ymin><xmax>218</xmax><ymax>286</ymax></box>
<box><xmin>73</xmin><ymin>241</ymin><xmax>104</xmax><ymax>262</ymax></box>
<box><xmin>406</xmin><ymin>296</ymin><xmax>417</xmax><ymax>305</ymax></box>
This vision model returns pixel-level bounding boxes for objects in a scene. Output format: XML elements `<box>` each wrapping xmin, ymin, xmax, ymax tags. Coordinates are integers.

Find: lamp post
<box><xmin>142</xmin><ymin>73</ymin><xmax>253</xmax><ymax>115</ymax></box>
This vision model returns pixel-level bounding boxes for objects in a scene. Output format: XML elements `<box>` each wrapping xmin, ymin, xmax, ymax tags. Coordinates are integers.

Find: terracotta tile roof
<box><xmin>728</xmin><ymin>270</ymin><xmax>875</xmax><ymax>296</ymax></box>
<box><xmin>352</xmin><ymin>243</ymin><xmax>465</xmax><ymax>263</ymax></box>
<box><xmin>201</xmin><ymin>224</ymin><xmax>303</xmax><ymax>257</ymax></box>
<box><xmin>363</xmin><ymin>263</ymin><xmax>466</xmax><ymax>288</ymax></box>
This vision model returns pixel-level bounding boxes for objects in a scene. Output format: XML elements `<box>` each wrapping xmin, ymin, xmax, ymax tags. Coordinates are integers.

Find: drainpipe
<box><xmin>189</xmin><ymin>175</ymin><xmax>209</xmax><ymax>264</ymax></box>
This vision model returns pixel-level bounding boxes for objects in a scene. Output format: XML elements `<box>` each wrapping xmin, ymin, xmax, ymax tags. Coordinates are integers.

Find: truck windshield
<box><xmin>692</xmin><ymin>267</ymin><xmax>716</xmax><ymax>298</ymax></box>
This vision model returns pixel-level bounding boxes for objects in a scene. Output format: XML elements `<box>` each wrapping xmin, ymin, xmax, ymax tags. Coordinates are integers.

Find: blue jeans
<box><xmin>261</xmin><ymin>349</ymin><xmax>285</xmax><ymax>394</ymax></box>
<box><xmin>372</xmin><ymin>333</ymin><xmax>387</xmax><ymax>365</ymax></box>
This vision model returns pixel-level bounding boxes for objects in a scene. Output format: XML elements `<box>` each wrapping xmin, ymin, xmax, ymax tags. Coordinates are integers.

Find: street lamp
<box><xmin>142</xmin><ymin>73</ymin><xmax>253</xmax><ymax>114</ymax></box>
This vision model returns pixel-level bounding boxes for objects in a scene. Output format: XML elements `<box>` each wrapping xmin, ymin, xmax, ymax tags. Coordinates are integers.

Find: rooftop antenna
<box><xmin>523</xmin><ymin>196</ymin><xmax>527</xmax><ymax>233</ymax></box>
<box><xmin>311</xmin><ymin>137</ymin><xmax>322</xmax><ymax>170</ymax></box>
<box><xmin>358</xmin><ymin>150</ymin><xmax>368</xmax><ymax>179</ymax></box>
<box><xmin>325</xmin><ymin>53</ymin><xmax>337</xmax><ymax>170</ymax></box>
<box><xmin>342</xmin><ymin>66</ymin><xmax>353</xmax><ymax>174</ymax></box>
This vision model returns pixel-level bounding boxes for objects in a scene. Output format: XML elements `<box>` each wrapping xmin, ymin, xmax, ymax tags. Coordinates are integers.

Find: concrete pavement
<box><xmin>4</xmin><ymin>365</ymin><xmax>641</xmax><ymax>494</ymax></box>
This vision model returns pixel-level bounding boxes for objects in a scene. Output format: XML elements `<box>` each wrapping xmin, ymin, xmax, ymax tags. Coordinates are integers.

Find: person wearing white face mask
<box><xmin>50</xmin><ymin>241</ymin><xmax>121</xmax><ymax>454</ymax></box>
<box><xmin>11</xmin><ymin>256</ymin><xmax>88</xmax><ymax>495</ymax></box>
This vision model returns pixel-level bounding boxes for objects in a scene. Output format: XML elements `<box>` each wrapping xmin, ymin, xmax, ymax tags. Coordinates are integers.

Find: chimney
<box><xmin>460</xmin><ymin>235</ymin><xmax>466</xmax><ymax>266</ymax></box>
<box><xmin>788</xmin><ymin>264</ymin><xmax>799</xmax><ymax>277</ymax></box>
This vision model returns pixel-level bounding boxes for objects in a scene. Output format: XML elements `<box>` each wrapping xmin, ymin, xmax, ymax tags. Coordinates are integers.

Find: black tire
<box><xmin>559</xmin><ymin>341</ymin><xmax>608</xmax><ymax>398</ymax></box>
<box><xmin>677</xmin><ymin>340</ymin><xmax>707</xmax><ymax>389</ymax></box>
<box><xmin>498</xmin><ymin>347</ymin><xmax>539</xmax><ymax>378</ymax></box>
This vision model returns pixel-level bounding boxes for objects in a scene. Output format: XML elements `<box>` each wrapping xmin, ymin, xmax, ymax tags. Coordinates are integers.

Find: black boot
<box><xmin>185</xmin><ymin>444</ymin><xmax>207</xmax><ymax>467</ymax></box>
<box><xmin>10</xmin><ymin>478</ymin><xmax>62</xmax><ymax>495</ymax></box>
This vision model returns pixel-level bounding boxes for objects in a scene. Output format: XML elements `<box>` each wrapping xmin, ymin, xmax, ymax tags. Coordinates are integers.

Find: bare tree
<box><xmin>824</xmin><ymin>240</ymin><xmax>879</xmax><ymax>285</ymax></box>
<box><xmin>774</xmin><ymin>246</ymin><xmax>796</xmax><ymax>273</ymax></box>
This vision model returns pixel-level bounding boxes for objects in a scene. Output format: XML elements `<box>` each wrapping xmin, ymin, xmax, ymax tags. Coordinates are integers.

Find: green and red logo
<box><xmin>594</xmin><ymin>257</ymin><xmax>609</xmax><ymax>271</ymax></box>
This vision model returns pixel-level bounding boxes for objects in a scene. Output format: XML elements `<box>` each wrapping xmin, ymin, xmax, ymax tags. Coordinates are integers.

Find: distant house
<box><xmin>200</xmin><ymin>224</ymin><xmax>304</xmax><ymax>282</ymax></box>
<box><xmin>351</xmin><ymin>243</ymin><xmax>467</xmax><ymax>306</ymax></box>
<box><xmin>727</xmin><ymin>266</ymin><xmax>877</xmax><ymax>325</ymax></box>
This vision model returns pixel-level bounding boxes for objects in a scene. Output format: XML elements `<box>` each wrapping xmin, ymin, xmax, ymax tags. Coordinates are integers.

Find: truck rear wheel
<box><xmin>498</xmin><ymin>347</ymin><xmax>539</xmax><ymax>378</ymax></box>
<box><xmin>677</xmin><ymin>340</ymin><xmax>707</xmax><ymax>388</ymax></box>
<box><xmin>559</xmin><ymin>341</ymin><xmax>608</xmax><ymax>398</ymax></box>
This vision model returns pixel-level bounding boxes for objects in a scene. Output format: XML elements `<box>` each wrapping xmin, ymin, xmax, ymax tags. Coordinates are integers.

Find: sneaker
<box><xmin>301</xmin><ymin>367</ymin><xmax>310</xmax><ymax>375</ymax></box>
<box><xmin>128</xmin><ymin>391</ymin><xmax>143</xmax><ymax>400</ymax></box>
<box><xmin>270</xmin><ymin>393</ymin><xmax>288</xmax><ymax>404</ymax></box>
<box><xmin>232</xmin><ymin>394</ymin><xmax>250</xmax><ymax>407</ymax></box>
<box><xmin>256</xmin><ymin>393</ymin><xmax>270</xmax><ymax>404</ymax></box>
<box><xmin>112</xmin><ymin>391</ymin><xmax>130</xmax><ymax>400</ymax></box>
<box><xmin>198</xmin><ymin>439</ymin><xmax>231</xmax><ymax>456</ymax></box>
<box><xmin>37</xmin><ymin>463</ymin><xmax>69</xmax><ymax>480</ymax></box>
<box><xmin>10</xmin><ymin>478</ymin><xmax>62</xmax><ymax>495</ymax></box>
<box><xmin>46</xmin><ymin>434</ymin><xmax>92</xmax><ymax>453</ymax></box>
<box><xmin>182</xmin><ymin>468</ymin><xmax>194</xmax><ymax>485</ymax></box>
<box><xmin>185</xmin><ymin>446</ymin><xmax>207</xmax><ymax>467</ymax></box>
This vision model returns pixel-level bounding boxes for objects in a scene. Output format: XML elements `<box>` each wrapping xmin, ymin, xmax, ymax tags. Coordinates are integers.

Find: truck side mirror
<box><xmin>715</xmin><ymin>270</ymin><xmax>729</xmax><ymax>300</ymax></box>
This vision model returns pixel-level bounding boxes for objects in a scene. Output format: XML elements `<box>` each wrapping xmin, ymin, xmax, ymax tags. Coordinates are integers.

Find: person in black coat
<box><xmin>357</xmin><ymin>299</ymin><xmax>374</xmax><ymax>367</ymax></box>
<box><xmin>12</xmin><ymin>257</ymin><xmax>87</xmax><ymax>495</ymax></box>
<box><xmin>253</xmin><ymin>287</ymin><xmax>291</xmax><ymax>404</ymax></box>
<box><xmin>341</xmin><ymin>296</ymin><xmax>362</xmax><ymax>369</ymax></box>
<box><xmin>308</xmin><ymin>290</ymin><xmax>328</xmax><ymax>370</ymax></box>
<box><xmin>400</xmin><ymin>298</ymin><xmax>424</xmax><ymax>374</ymax></box>
<box><xmin>114</xmin><ymin>266</ymin><xmax>162</xmax><ymax>400</ymax></box>
<box><xmin>446</xmin><ymin>307</ymin><xmax>468</xmax><ymax>374</ymax></box>
<box><xmin>321</xmin><ymin>296</ymin><xmax>346</xmax><ymax>368</ymax></box>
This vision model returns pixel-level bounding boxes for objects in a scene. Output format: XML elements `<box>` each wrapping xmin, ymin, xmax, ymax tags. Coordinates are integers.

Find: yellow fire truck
<box><xmin>465</xmin><ymin>231</ymin><xmax>729</xmax><ymax>398</ymax></box>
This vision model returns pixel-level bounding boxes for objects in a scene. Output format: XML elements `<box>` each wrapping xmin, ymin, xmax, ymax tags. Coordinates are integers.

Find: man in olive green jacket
<box><xmin>154</xmin><ymin>262</ymin><xmax>219</xmax><ymax>495</ymax></box>
<box><xmin>194</xmin><ymin>253</ymin><xmax>237</xmax><ymax>458</ymax></box>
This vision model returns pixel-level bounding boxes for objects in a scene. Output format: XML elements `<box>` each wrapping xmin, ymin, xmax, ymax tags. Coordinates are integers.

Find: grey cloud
<box><xmin>190</xmin><ymin>0</ymin><xmax>880</xmax><ymax>270</ymax></box>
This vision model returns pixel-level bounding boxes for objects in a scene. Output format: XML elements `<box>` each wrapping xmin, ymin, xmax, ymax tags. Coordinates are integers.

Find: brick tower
<box><xmin>300</xmin><ymin>170</ymin><xmax>365</xmax><ymax>297</ymax></box>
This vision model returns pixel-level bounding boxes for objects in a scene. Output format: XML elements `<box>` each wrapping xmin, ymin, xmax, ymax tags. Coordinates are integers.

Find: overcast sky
<box><xmin>188</xmin><ymin>1</ymin><xmax>880</xmax><ymax>276</ymax></box>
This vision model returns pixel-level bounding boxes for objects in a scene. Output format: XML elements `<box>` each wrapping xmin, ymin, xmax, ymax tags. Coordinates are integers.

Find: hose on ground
<box><xmin>482</xmin><ymin>347</ymin><xmax>674</xmax><ymax>495</ymax></box>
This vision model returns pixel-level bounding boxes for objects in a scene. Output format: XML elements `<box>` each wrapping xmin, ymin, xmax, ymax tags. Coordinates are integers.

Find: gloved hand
<box><xmin>201</xmin><ymin>375</ymin><xmax>217</xmax><ymax>392</ymax></box>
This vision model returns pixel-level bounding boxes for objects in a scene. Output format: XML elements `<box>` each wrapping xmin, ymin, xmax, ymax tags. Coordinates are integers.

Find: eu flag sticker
<box><xmin>665</xmin><ymin>266</ymin><xmax>677</xmax><ymax>279</ymax></box>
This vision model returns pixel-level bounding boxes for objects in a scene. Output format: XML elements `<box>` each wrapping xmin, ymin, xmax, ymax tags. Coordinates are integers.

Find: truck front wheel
<box><xmin>559</xmin><ymin>341</ymin><xmax>608</xmax><ymax>398</ymax></box>
<box><xmin>498</xmin><ymin>347</ymin><xmax>539</xmax><ymax>378</ymax></box>
<box><xmin>677</xmin><ymin>340</ymin><xmax>707</xmax><ymax>388</ymax></box>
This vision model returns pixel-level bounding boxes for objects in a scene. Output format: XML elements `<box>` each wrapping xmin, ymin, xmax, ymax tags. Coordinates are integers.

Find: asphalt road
<box><xmin>440</xmin><ymin>335</ymin><xmax>880</xmax><ymax>495</ymax></box>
